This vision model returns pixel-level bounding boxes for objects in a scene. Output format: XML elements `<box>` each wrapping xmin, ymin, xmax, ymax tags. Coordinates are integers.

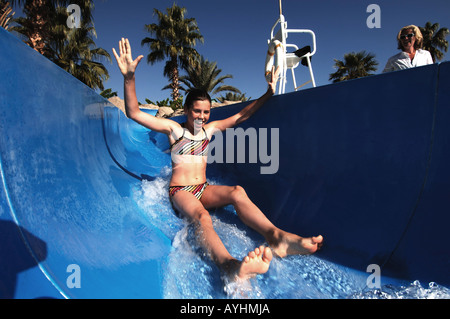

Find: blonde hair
<box><xmin>397</xmin><ymin>25</ymin><xmax>424</xmax><ymax>50</ymax></box>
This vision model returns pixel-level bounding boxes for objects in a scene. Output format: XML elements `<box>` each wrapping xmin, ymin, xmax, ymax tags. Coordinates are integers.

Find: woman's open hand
<box><xmin>112</xmin><ymin>38</ymin><xmax>144</xmax><ymax>79</ymax></box>
<box><xmin>267</xmin><ymin>66</ymin><xmax>281</xmax><ymax>95</ymax></box>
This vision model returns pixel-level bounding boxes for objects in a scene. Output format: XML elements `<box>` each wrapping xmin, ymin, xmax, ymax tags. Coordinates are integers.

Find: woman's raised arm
<box><xmin>207</xmin><ymin>66</ymin><xmax>280</xmax><ymax>132</ymax></box>
<box><xmin>112</xmin><ymin>38</ymin><xmax>178</xmax><ymax>135</ymax></box>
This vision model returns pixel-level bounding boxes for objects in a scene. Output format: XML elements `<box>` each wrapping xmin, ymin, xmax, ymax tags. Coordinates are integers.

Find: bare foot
<box><xmin>270</xmin><ymin>231</ymin><xmax>323</xmax><ymax>258</ymax></box>
<box><xmin>224</xmin><ymin>246</ymin><xmax>273</xmax><ymax>281</ymax></box>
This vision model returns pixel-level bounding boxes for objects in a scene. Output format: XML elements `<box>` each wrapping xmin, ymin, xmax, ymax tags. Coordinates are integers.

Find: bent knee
<box><xmin>195</xmin><ymin>209</ymin><xmax>213</xmax><ymax>226</ymax></box>
<box><xmin>230</xmin><ymin>185</ymin><xmax>248</xmax><ymax>203</ymax></box>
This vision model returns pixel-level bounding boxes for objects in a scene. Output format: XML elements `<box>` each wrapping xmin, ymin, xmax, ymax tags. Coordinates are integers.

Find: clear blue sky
<box><xmin>17</xmin><ymin>0</ymin><xmax>450</xmax><ymax>102</ymax></box>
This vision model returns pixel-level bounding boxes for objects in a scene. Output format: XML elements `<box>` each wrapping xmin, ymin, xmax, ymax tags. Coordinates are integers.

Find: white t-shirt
<box><xmin>382</xmin><ymin>49</ymin><xmax>433</xmax><ymax>73</ymax></box>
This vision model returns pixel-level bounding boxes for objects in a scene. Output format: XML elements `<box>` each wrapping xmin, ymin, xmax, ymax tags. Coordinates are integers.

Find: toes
<box><xmin>245</xmin><ymin>246</ymin><xmax>272</xmax><ymax>262</ymax></box>
<box><xmin>263</xmin><ymin>247</ymin><xmax>273</xmax><ymax>262</ymax></box>
<box><xmin>314</xmin><ymin>235</ymin><xmax>323</xmax><ymax>243</ymax></box>
<box><xmin>259</xmin><ymin>246</ymin><xmax>265</xmax><ymax>255</ymax></box>
<box><xmin>314</xmin><ymin>235</ymin><xmax>324</xmax><ymax>250</ymax></box>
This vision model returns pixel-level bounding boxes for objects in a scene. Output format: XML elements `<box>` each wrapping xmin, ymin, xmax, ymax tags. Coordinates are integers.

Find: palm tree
<box><xmin>10</xmin><ymin>0</ymin><xmax>55</xmax><ymax>54</ymax></box>
<box><xmin>10</xmin><ymin>1</ymin><xmax>92</xmax><ymax>54</ymax></box>
<box><xmin>217</xmin><ymin>92</ymin><xmax>250</xmax><ymax>103</ymax></box>
<box><xmin>100</xmin><ymin>88</ymin><xmax>118</xmax><ymax>99</ymax></box>
<box><xmin>0</xmin><ymin>1</ymin><xmax>15</xmax><ymax>30</ymax></box>
<box><xmin>13</xmin><ymin>1</ymin><xmax>110</xmax><ymax>90</ymax></box>
<box><xmin>420</xmin><ymin>22</ymin><xmax>449</xmax><ymax>62</ymax></box>
<box><xmin>176</xmin><ymin>55</ymin><xmax>241</xmax><ymax>97</ymax></box>
<box><xmin>46</xmin><ymin>7</ymin><xmax>111</xmax><ymax>90</ymax></box>
<box><xmin>52</xmin><ymin>29</ymin><xmax>111</xmax><ymax>91</ymax></box>
<box><xmin>329</xmin><ymin>51</ymin><xmax>378</xmax><ymax>83</ymax></box>
<box><xmin>141</xmin><ymin>3</ymin><xmax>204</xmax><ymax>102</ymax></box>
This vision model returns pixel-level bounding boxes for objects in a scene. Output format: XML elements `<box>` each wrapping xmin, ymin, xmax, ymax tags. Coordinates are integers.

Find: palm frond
<box><xmin>141</xmin><ymin>3</ymin><xmax>204</xmax><ymax>101</ymax></box>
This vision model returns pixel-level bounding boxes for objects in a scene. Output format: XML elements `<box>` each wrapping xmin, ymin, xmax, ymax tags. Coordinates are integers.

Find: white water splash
<box><xmin>133</xmin><ymin>175</ymin><xmax>450</xmax><ymax>299</ymax></box>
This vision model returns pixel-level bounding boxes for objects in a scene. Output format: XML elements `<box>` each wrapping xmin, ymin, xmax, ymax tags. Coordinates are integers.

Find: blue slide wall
<box><xmin>0</xmin><ymin>26</ymin><xmax>449</xmax><ymax>298</ymax></box>
<box><xmin>0</xmin><ymin>28</ymin><xmax>171</xmax><ymax>298</ymax></box>
<box><xmin>205</xmin><ymin>62</ymin><xmax>450</xmax><ymax>287</ymax></box>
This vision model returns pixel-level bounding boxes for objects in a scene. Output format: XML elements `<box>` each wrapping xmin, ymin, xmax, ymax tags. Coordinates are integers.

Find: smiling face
<box><xmin>397</xmin><ymin>25</ymin><xmax>424</xmax><ymax>52</ymax></box>
<box><xmin>400</xmin><ymin>28</ymin><xmax>416</xmax><ymax>51</ymax></box>
<box><xmin>184</xmin><ymin>99</ymin><xmax>211</xmax><ymax>135</ymax></box>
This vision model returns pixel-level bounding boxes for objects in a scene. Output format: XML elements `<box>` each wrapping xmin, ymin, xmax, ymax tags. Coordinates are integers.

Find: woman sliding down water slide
<box><xmin>113</xmin><ymin>38</ymin><xmax>323</xmax><ymax>283</ymax></box>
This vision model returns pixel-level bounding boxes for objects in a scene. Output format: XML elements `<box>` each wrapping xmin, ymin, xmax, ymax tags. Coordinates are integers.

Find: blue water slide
<box><xmin>0</xmin><ymin>28</ymin><xmax>171</xmax><ymax>298</ymax></box>
<box><xmin>0</xmin><ymin>26</ymin><xmax>449</xmax><ymax>299</ymax></box>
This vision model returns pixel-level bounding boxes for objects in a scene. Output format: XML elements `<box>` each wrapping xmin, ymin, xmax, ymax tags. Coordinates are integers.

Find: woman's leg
<box><xmin>200</xmin><ymin>184</ymin><xmax>323</xmax><ymax>257</ymax></box>
<box><xmin>171</xmin><ymin>189</ymin><xmax>272</xmax><ymax>280</ymax></box>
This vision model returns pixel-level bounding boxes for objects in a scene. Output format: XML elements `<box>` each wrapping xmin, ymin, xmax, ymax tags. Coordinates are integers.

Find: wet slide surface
<box><xmin>1</xmin><ymin>27</ymin><xmax>449</xmax><ymax>298</ymax></box>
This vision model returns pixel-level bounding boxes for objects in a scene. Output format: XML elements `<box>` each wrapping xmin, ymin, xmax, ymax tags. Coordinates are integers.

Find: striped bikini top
<box><xmin>170</xmin><ymin>126</ymin><xmax>210</xmax><ymax>157</ymax></box>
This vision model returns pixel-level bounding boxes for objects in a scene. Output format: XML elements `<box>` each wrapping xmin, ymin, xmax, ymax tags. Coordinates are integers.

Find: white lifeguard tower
<box><xmin>265</xmin><ymin>0</ymin><xmax>317</xmax><ymax>94</ymax></box>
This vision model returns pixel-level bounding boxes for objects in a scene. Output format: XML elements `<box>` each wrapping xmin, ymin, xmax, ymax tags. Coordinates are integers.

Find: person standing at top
<box><xmin>383</xmin><ymin>25</ymin><xmax>433</xmax><ymax>73</ymax></box>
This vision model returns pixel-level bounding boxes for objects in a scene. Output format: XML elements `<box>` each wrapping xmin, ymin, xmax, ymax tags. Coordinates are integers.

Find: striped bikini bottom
<box><xmin>168</xmin><ymin>182</ymin><xmax>209</xmax><ymax>217</ymax></box>
<box><xmin>169</xmin><ymin>182</ymin><xmax>209</xmax><ymax>200</ymax></box>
